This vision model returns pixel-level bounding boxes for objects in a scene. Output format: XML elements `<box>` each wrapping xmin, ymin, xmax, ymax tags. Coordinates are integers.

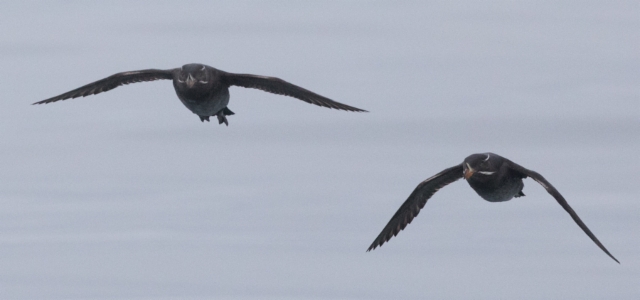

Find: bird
<box><xmin>367</xmin><ymin>152</ymin><xmax>619</xmax><ymax>263</ymax></box>
<box><xmin>33</xmin><ymin>63</ymin><xmax>367</xmax><ymax>125</ymax></box>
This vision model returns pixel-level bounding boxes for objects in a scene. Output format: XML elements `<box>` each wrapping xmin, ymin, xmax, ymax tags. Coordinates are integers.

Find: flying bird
<box><xmin>367</xmin><ymin>153</ymin><xmax>619</xmax><ymax>263</ymax></box>
<box><xmin>33</xmin><ymin>63</ymin><xmax>366</xmax><ymax>125</ymax></box>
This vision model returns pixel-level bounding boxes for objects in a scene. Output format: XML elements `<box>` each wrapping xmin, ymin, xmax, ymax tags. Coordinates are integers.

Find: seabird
<box><xmin>367</xmin><ymin>152</ymin><xmax>619</xmax><ymax>263</ymax></box>
<box><xmin>33</xmin><ymin>63</ymin><xmax>366</xmax><ymax>125</ymax></box>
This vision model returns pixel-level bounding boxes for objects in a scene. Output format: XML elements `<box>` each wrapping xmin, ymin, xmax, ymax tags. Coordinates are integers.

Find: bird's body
<box><xmin>34</xmin><ymin>63</ymin><xmax>366</xmax><ymax>125</ymax></box>
<box><xmin>367</xmin><ymin>152</ymin><xmax>619</xmax><ymax>263</ymax></box>
<box><xmin>468</xmin><ymin>173</ymin><xmax>525</xmax><ymax>202</ymax></box>
<box><xmin>464</xmin><ymin>154</ymin><xmax>525</xmax><ymax>202</ymax></box>
<box><xmin>171</xmin><ymin>64</ymin><xmax>232</xmax><ymax>124</ymax></box>
<box><xmin>176</xmin><ymin>86</ymin><xmax>229</xmax><ymax>121</ymax></box>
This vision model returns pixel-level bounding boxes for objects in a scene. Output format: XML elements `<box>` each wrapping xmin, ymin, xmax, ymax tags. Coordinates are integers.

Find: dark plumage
<box><xmin>367</xmin><ymin>153</ymin><xmax>619</xmax><ymax>263</ymax></box>
<box><xmin>33</xmin><ymin>63</ymin><xmax>366</xmax><ymax>125</ymax></box>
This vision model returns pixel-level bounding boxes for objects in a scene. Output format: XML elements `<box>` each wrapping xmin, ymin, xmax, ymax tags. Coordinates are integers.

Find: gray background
<box><xmin>0</xmin><ymin>1</ymin><xmax>638</xmax><ymax>299</ymax></box>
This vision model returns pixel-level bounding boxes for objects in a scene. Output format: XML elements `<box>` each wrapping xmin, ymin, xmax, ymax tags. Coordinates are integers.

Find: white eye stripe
<box><xmin>201</xmin><ymin>66</ymin><xmax>205</xmax><ymax>71</ymax></box>
<box><xmin>484</xmin><ymin>154</ymin><xmax>490</xmax><ymax>161</ymax></box>
<box><xmin>478</xmin><ymin>171</ymin><xmax>495</xmax><ymax>175</ymax></box>
<box><xmin>199</xmin><ymin>80</ymin><xmax>208</xmax><ymax>84</ymax></box>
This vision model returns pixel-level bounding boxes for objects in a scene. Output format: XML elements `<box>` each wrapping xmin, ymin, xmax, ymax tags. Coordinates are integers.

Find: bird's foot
<box><xmin>214</xmin><ymin>107</ymin><xmax>234</xmax><ymax>126</ymax></box>
<box><xmin>216</xmin><ymin>111</ymin><xmax>229</xmax><ymax>126</ymax></box>
<box><xmin>199</xmin><ymin>116</ymin><xmax>210</xmax><ymax>122</ymax></box>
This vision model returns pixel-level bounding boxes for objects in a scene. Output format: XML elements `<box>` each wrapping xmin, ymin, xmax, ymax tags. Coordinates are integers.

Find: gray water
<box><xmin>1</xmin><ymin>1</ymin><xmax>638</xmax><ymax>299</ymax></box>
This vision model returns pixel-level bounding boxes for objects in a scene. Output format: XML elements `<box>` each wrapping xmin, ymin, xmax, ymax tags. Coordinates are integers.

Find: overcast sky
<box><xmin>0</xmin><ymin>1</ymin><xmax>638</xmax><ymax>299</ymax></box>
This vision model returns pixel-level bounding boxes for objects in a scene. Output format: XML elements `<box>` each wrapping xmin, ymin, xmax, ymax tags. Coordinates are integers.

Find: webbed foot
<box><xmin>216</xmin><ymin>111</ymin><xmax>229</xmax><ymax>126</ymax></box>
<box><xmin>214</xmin><ymin>107</ymin><xmax>234</xmax><ymax>126</ymax></box>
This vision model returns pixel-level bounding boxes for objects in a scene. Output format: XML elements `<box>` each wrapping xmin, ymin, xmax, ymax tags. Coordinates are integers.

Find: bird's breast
<box><xmin>176</xmin><ymin>87</ymin><xmax>230</xmax><ymax>116</ymax></box>
<box><xmin>467</xmin><ymin>176</ymin><xmax>524</xmax><ymax>202</ymax></box>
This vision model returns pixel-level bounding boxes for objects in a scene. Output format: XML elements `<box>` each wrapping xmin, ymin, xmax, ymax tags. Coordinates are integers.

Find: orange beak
<box><xmin>463</xmin><ymin>163</ymin><xmax>475</xmax><ymax>179</ymax></box>
<box><xmin>186</xmin><ymin>74</ymin><xmax>196</xmax><ymax>88</ymax></box>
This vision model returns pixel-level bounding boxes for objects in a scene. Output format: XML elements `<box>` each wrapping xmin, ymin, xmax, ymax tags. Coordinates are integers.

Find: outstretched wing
<box><xmin>367</xmin><ymin>164</ymin><xmax>464</xmax><ymax>251</ymax></box>
<box><xmin>221</xmin><ymin>72</ymin><xmax>367</xmax><ymax>112</ymax></box>
<box><xmin>506</xmin><ymin>160</ymin><xmax>619</xmax><ymax>263</ymax></box>
<box><xmin>33</xmin><ymin>69</ymin><xmax>176</xmax><ymax>105</ymax></box>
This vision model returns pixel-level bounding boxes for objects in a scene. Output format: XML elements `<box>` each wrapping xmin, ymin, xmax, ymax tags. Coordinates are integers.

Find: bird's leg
<box><xmin>199</xmin><ymin>116</ymin><xmax>210</xmax><ymax>122</ymax></box>
<box><xmin>216</xmin><ymin>110</ymin><xmax>229</xmax><ymax>126</ymax></box>
<box><xmin>214</xmin><ymin>107</ymin><xmax>234</xmax><ymax>126</ymax></box>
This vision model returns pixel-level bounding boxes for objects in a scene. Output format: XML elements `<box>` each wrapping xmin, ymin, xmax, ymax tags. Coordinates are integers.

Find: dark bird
<box><xmin>367</xmin><ymin>152</ymin><xmax>619</xmax><ymax>263</ymax></box>
<box><xmin>33</xmin><ymin>63</ymin><xmax>366</xmax><ymax>125</ymax></box>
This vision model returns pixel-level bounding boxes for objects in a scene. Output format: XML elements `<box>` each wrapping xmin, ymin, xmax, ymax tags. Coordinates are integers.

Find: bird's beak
<box><xmin>186</xmin><ymin>74</ymin><xmax>196</xmax><ymax>88</ymax></box>
<box><xmin>463</xmin><ymin>163</ymin><xmax>475</xmax><ymax>179</ymax></box>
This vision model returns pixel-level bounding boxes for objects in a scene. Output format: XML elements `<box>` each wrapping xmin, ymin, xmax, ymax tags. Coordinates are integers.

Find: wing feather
<box><xmin>367</xmin><ymin>164</ymin><xmax>464</xmax><ymax>251</ymax></box>
<box><xmin>33</xmin><ymin>69</ymin><xmax>176</xmax><ymax>105</ymax></box>
<box><xmin>506</xmin><ymin>159</ymin><xmax>619</xmax><ymax>263</ymax></box>
<box><xmin>221</xmin><ymin>72</ymin><xmax>367</xmax><ymax>112</ymax></box>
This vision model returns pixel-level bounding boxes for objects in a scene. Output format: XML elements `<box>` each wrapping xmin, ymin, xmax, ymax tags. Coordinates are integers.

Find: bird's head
<box><xmin>462</xmin><ymin>153</ymin><xmax>498</xmax><ymax>180</ymax></box>
<box><xmin>176</xmin><ymin>64</ymin><xmax>213</xmax><ymax>89</ymax></box>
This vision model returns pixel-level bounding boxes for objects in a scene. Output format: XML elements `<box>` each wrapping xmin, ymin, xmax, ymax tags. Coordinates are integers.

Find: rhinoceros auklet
<box><xmin>34</xmin><ymin>63</ymin><xmax>366</xmax><ymax>125</ymax></box>
<box><xmin>367</xmin><ymin>153</ymin><xmax>619</xmax><ymax>263</ymax></box>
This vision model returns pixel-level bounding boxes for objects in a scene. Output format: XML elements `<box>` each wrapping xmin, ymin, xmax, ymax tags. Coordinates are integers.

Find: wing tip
<box><xmin>606</xmin><ymin>251</ymin><xmax>620</xmax><ymax>264</ymax></box>
<box><xmin>32</xmin><ymin>100</ymin><xmax>49</xmax><ymax>105</ymax></box>
<box><xmin>317</xmin><ymin>100</ymin><xmax>367</xmax><ymax>112</ymax></box>
<box><xmin>341</xmin><ymin>105</ymin><xmax>368</xmax><ymax>112</ymax></box>
<box><xmin>366</xmin><ymin>243</ymin><xmax>380</xmax><ymax>252</ymax></box>
<box><xmin>341</xmin><ymin>108</ymin><xmax>368</xmax><ymax>113</ymax></box>
<box><xmin>366</xmin><ymin>236</ymin><xmax>390</xmax><ymax>252</ymax></box>
<box><xmin>613</xmin><ymin>257</ymin><xmax>620</xmax><ymax>264</ymax></box>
